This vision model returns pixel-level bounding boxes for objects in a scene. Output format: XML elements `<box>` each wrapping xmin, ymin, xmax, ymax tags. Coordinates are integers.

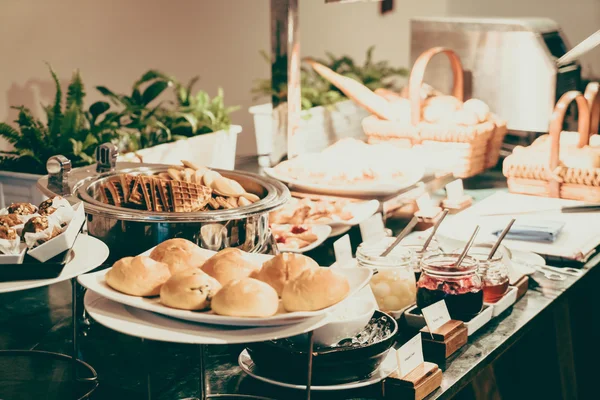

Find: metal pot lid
<box><xmin>37</xmin><ymin>162</ymin><xmax>290</xmax><ymax>223</ymax></box>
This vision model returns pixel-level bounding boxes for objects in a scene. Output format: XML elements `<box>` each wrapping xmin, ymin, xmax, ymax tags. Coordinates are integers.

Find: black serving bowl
<box><xmin>245</xmin><ymin>311</ymin><xmax>397</xmax><ymax>385</ymax></box>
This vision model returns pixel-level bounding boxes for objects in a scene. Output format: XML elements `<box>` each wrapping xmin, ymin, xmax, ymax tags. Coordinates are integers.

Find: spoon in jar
<box><xmin>487</xmin><ymin>219</ymin><xmax>516</xmax><ymax>260</ymax></box>
<box><xmin>421</xmin><ymin>210</ymin><xmax>449</xmax><ymax>253</ymax></box>
<box><xmin>379</xmin><ymin>216</ymin><xmax>419</xmax><ymax>257</ymax></box>
<box><xmin>455</xmin><ymin>225</ymin><xmax>480</xmax><ymax>267</ymax></box>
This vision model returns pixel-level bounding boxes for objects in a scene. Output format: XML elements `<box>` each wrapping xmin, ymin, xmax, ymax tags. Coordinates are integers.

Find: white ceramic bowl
<box><xmin>312</xmin><ymin>295</ymin><xmax>377</xmax><ymax>347</ymax></box>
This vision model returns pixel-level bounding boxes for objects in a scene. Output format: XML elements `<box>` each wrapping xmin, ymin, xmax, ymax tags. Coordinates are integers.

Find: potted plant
<box><xmin>250</xmin><ymin>47</ymin><xmax>408</xmax><ymax>164</ymax></box>
<box><xmin>0</xmin><ymin>65</ymin><xmax>122</xmax><ymax>207</ymax></box>
<box><xmin>98</xmin><ymin>70</ymin><xmax>241</xmax><ymax>170</ymax></box>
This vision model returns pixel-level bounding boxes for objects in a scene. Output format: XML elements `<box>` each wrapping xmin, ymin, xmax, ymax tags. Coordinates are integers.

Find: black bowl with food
<box><xmin>245</xmin><ymin>311</ymin><xmax>397</xmax><ymax>385</ymax></box>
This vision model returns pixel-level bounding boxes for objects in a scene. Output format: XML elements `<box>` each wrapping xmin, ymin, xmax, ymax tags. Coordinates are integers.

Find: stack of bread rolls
<box><xmin>105</xmin><ymin>240</ymin><xmax>350</xmax><ymax>318</ymax></box>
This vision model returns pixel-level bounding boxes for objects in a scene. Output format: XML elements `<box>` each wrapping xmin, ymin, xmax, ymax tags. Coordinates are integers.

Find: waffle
<box><xmin>101</xmin><ymin>177</ymin><xmax>126</xmax><ymax>207</ymax></box>
<box><xmin>150</xmin><ymin>178</ymin><xmax>168</xmax><ymax>212</ymax></box>
<box><xmin>168</xmin><ymin>180</ymin><xmax>212</xmax><ymax>212</ymax></box>
<box><xmin>128</xmin><ymin>176</ymin><xmax>153</xmax><ymax>210</ymax></box>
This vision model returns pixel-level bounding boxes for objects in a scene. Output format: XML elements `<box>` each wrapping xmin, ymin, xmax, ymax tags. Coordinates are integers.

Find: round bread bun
<box><xmin>160</xmin><ymin>269</ymin><xmax>221</xmax><ymax>311</ymax></box>
<box><xmin>201</xmin><ymin>248</ymin><xmax>260</xmax><ymax>285</ymax></box>
<box><xmin>150</xmin><ymin>238</ymin><xmax>207</xmax><ymax>275</ymax></box>
<box><xmin>106</xmin><ymin>256</ymin><xmax>171</xmax><ymax>297</ymax></box>
<box><xmin>422</xmin><ymin>95</ymin><xmax>461</xmax><ymax>123</ymax></box>
<box><xmin>211</xmin><ymin>278</ymin><xmax>279</xmax><ymax>317</ymax></box>
<box><xmin>282</xmin><ymin>268</ymin><xmax>350</xmax><ymax>312</ymax></box>
<box><xmin>462</xmin><ymin>98</ymin><xmax>490</xmax><ymax>123</ymax></box>
<box><xmin>451</xmin><ymin>109</ymin><xmax>479</xmax><ymax>126</ymax></box>
<box><xmin>253</xmin><ymin>253</ymin><xmax>319</xmax><ymax>296</ymax></box>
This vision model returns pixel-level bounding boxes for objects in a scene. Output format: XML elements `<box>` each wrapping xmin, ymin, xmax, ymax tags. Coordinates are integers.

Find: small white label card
<box><xmin>416</xmin><ymin>193</ymin><xmax>434</xmax><ymax>212</ymax></box>
<box><xmin>395</xmin><ymin>333</ymin><xmax>424</xmax><ymax>378</ymax></box>
<box><xmin>422</xmin><ymin>300</ymin><xmax>451</xmax><ymax>333</ymax></box>
<box><xmin>359</xmin><ymin>212</ymin><xmax>386</xmax><ymax>243</ymax></box>
<box><xmin>445</xmin><ymin>179</ymin><xmax>465</xmax><ymax>202</ymax></box>
<box><xmin>333</xmin><ymin>234</ymin><xmax>353</xmax><ymax>264</ymax></box>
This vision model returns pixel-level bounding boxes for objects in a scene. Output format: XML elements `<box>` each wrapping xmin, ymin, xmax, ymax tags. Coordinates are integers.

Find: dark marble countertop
<box><xmin>0</xmin><ymin>168</ymin><xmax>597</xmax><ymax>400</ymax></box>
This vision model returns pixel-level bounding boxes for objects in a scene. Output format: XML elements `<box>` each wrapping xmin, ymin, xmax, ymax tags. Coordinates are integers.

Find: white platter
<box><xmin>78</xmin><ymin>247</ymin><xmax>372</xmax><ymax>327</ymax></box>
<box><xmin>264</xmin><ymin>167</ymin><xmax>424</xmax><ymax>197</ymax></box>
<box><xmin>84</xmin><ymin>291</ymin><xmax>330</xmax><ymax>345</ymax></box>
<box><xmin>0</xmin><ymin>235</ymin><xmax>109</xmax><ymax>294</ymax></box>
<box><xmin>272</xmin><ymin>224</ymin><xmax>331</xmax><ymax>253</ymax></box>
<box><xmin>238</xmin><ymin>348</ymin><xmax>397</xmax><ymax>391</ymax></box>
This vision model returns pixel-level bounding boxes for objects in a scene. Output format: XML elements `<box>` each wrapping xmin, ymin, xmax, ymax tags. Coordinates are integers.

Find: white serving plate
<box><xmin>485</xmin><ymin>286</ymin><xmax>518</xmax><ymax>318</ymax></box>
<box><xmin>328</xmin><ymin>200</ymin><xmax>380</xmax><ymax>231</ymax></box>
<box><xmin>272</xmin><ymin>224</ymin><xmax>331</xmax><ymax>253</ymax></box>
<box><xmin>0</xmin><ymin>244</ymin><xmax>27</xmax><ymax>265</ymax></box>
<box><xmin>27</xmin><ymin>202</ymin><xmax>85</xmax><ymax>262</ymax></box>
<box><xmin>238</xmin><ymin>348</ymin><xmax>397</xmax><ymax>391</ymax></box>
<box><xmin>84</xmin><ymin>291</ymin><xmax>331</xmax><ymax>345</ymax></box>
<box><xmin>78</xmin><ymin>247</ymin><xmax>372</xmax><ymax>327</ymax></box>
<box><xmin>0</xmin><ymin>235</ymin><xmax>109</xmax><ymax>294</ymax></box>
<box><xmin>264</xmin><ymin>167</ymin><xmax>424</xmax><ymax>197</ymax></box>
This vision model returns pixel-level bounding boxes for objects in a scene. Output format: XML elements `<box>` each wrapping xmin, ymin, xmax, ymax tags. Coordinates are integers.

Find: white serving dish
<box><xmin>27</xmin><ymin>202</ymin><xmax>85</xmax><ymax>263</ymax></box>
<box><xmin>404</xmin><ymin>304</ymin><xmax>493</xmax><ymax>336</ymax></box>
<box><xmin>484</xmin><ymin>286</ymin><xmax>518</xmax><ymax>318</ymax></box>
<box><xmin>78</xmin><ymin>246</ymin><xmax>372</xmax><ymax>327</ymax></box>
<box><xmin>0</xmin><ymin>244</ymin><xmax>27</xmax><ymax>265</ymax></box>
<box><xmin>272</xmin><ymin>224</ymin><xmax>331</xmax><ymax>253</ymax></box>
<box><xmin>264</xmin><ymin>166</ymin><xmax>424</xmax><ymax>197</ymax></box>
<box><xmin>312</xmin><ymin>295</ymin><xmax>377</xmax><ymax>347</ymax></box>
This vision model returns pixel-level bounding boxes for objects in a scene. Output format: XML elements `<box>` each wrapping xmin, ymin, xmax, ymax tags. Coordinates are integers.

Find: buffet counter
<box><xmin>0</xmin><ymin>168</ymin><xmax>597</xmax><ymax>400</ymax></box>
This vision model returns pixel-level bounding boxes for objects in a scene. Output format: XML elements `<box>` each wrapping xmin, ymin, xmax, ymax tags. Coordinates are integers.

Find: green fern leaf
<box><xmin>66</xmin><ymin>69</ymin><xmax>85</xmax><ymax>109</ymax></box>
<box><xmin>46</xmin><ymin>63</ymin><xmax>63</xmax><ymax>136</ymax></box>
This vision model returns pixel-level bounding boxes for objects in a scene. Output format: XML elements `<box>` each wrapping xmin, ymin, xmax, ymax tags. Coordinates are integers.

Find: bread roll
<box><xmin>150</xmin><ymin>238</ymin><xmax>207</xmax><ymax>275</ymax></box>
<box><xmin>422</xmin><ymin>95</ymin><xmax>461</xmax><ymax>123</ymax></box>
<box><xmin>462</xmin><ymin>99</ymin><xmax>490</xmax><ymax>123</ymax></box>
<box><xmin>282</xmin><ymin>268</ymin><xmax>350</xmax><ymax>312</ymax></box>
<box><xmin>106</xmin><ymin>256</ymin><xmax>171</xmax><ymax>297</ymax></box>
<box><xmin>450</xmin><ymin>109</ymin><xmax>479</xmax><ymax>126</ymax></box>
<box><xmin>253</xmin><ymin>253</ymin><xmax>319</xmax><ymax>296</ymax></box>
<box><xmin>201</xmin><ymin>247</ymin><xmax>260</xmax><ymax>285</ymax></box>
<box><xmin>211</xmin><ymin>278</ymin><xmax>279</xmax><ymax>317</ymax></box>
<box><xmin>160</xmin><ymin>269</ymin><xmax>221</xmax><ymax>311</ymax></box>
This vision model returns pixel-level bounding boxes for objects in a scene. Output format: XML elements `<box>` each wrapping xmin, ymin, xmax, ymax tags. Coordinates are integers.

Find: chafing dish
<box><xmin>37</xmin><ymin>145</ymin><xmax>290</xmax><ymax>261</ymax></box>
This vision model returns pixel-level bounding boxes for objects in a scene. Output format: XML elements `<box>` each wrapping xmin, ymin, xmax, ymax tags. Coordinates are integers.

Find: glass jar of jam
<box><xmin>468</xmin><ymin>248</ymin><xmax>510</xmax><ymax>304</ymax></box>
<box><xmin>357</xmin><ymin>238</ymin><xmax>416</xmax><ymax>313</ymax></box>
<box><xmin>416</xmin><ymin>254</ymin><xmax>483</xmax><ymax>321</ymax></box>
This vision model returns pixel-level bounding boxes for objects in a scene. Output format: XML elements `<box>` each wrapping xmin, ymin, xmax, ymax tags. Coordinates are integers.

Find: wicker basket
<box><xmin>503</xmin><ymin>90</ymin><xmax>600</xmax><ymax>202</ymax></box>
<box><xmin>363</xmin><ymin>47</ymin><xmax>505</xmax><ymax>178</ymax></box>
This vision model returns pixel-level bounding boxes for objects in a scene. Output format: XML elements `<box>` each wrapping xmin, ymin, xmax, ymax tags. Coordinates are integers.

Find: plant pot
<box><xmin>0</xmin><ymin>170</ymin><xmax>45</xmax><ymax>208</ymax></box>
<box><xmin>117</xmin><ymin>125</ymin><xmax>242</xmax><ymax>170</ymax></box>
<box><xmin>249</xmin><ymin>100</ymin><xmax>370</xmax><ymax>166</ymax></box>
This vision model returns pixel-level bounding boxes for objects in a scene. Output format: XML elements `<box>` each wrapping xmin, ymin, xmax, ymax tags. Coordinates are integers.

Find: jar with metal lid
<box><xmin>416</xmin><ymin>254</ymin><xmax>483</xmax><ymax>320</ymax></box>
<box><xmin>357</xmin><ymin>238</ymin><xmax>416</xmax><ymax>313</ymax></box>
<box><xmin>468</xmin><ymin>248</ymin><xmax>510</xmax><ymax>304</ymax></box>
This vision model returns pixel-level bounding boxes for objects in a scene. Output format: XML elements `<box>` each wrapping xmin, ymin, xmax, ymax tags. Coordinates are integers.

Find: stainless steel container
<box><xmin>37</xmin><ymin>151</ymin><xmax>290</xmax><ymax>261</ymax></box>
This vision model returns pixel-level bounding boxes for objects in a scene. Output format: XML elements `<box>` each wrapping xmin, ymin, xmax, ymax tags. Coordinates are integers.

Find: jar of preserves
<box><xmin>357</xmin><ymin>238</ymin><xmax>416</xmax><ymax>313</ymax></box>
<box><xmin>402</xmin><ymin>244</ymin><xmax>442</xmax><ymax>281</ymax></box>
<box><xmin>416</xmin><ymin>254</ymin><xmax>483</xmax><ymax>320</ymax></box>
<box><xmin>468</xmin><ymin>248</ymin><xmax>510</xmax><ymax>303</ymax></box>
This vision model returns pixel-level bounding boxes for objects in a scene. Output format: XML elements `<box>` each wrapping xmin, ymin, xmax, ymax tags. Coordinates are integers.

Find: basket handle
<box><xmin>584</xmin><ymin>82</ymin><xmax>600</xmax><ymax>136</ymax></box>
<box><xmin>548</xmin><ymin>91</ymin><xmax>591</xmax><ymax>197</ymax></box>
<box><xmin>409</xmin><ymin>47</ymin><xmax>464</xmax><ymax>125</ymax></box>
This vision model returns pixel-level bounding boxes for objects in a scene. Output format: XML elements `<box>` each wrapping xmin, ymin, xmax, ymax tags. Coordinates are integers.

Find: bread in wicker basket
<box><xmin>503</xmin><ymin>89</ymin><xmax>600</xmax><ymax>202</ymax></box>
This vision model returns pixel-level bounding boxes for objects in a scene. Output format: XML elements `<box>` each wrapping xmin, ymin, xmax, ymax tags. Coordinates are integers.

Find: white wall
<box><xmin>0</xmin><ymin>0</ymin><xmax>598</xmax><ymax>157</ymax></box>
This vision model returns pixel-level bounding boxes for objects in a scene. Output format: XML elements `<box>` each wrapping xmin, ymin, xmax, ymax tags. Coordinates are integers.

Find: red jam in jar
<box><xmin>416</xmin><ymin>254</ymin><xmax>483</xmax><ymax>321</ymax></box>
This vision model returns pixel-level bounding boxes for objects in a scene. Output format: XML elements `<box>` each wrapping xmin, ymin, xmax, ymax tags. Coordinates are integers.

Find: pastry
<box><xmin>462</xmin><ymin>99</ymin><xmax>490</xmax><ymax>123</ymax></box>
<box><xmin>0</xmin><ymin>214</ymin><xmax>21</xmax><ymax>228</ymax></box>
<box><xmin>105</xmin><ymin>256</ymin><xmax>171</xmax><ymax>297</ymax></box>
<box><xmin>160</xmin><ymin>269</ymin><xmax>221</xmax><ymax>310</ymax></box>
<box><xmin>253</xmin><ymin>253</ymin><xmax>319</xmax><ymax>296</ymax></box>
<box><xmin>201</xmin><ymin>248</ymin><xmax>260</xmax><ymax>285</ymax></box>
<box><xmin>282</xmin><ymin>268</ymin><xmax>350</xmax><ymax>312</ymax></box>
<box><xmin>21</xmin><ymin>216</ymin><xmax>58</xmax><ymax>237</ymax></box>
<box><xmin>422</xmin><ymin>95</ymin><xmax>462</xmax><ymax>123</ymax></box>
<box><xmin>211</xmin><ymin>277</ymin><xmax>279</xmax><ymax>317</ymax></box>
<box><xmin>7</xmin><ymin>202</ymin><xmax>37</xmax><ymax>215</ymax></box>
<box><xmin>150</xmin><ymin>238</ymin><xmax>208</xmax><ymax>275</ymax></box>
<box><xmin>0</xmin><ymin>226</ymin><xmax>17</xmax><ymax>241</ymax></box>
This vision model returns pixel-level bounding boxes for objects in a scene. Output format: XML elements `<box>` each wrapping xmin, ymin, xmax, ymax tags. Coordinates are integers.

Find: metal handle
<box><xmin>95</xmin><ymin>143</ymin><xmax>118</xmax><ymax>173</ymax></box>
<box><xmin>46</xmin><ymin>155</ymin><xmax>72</xmax><ymax>196</ymax></box>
